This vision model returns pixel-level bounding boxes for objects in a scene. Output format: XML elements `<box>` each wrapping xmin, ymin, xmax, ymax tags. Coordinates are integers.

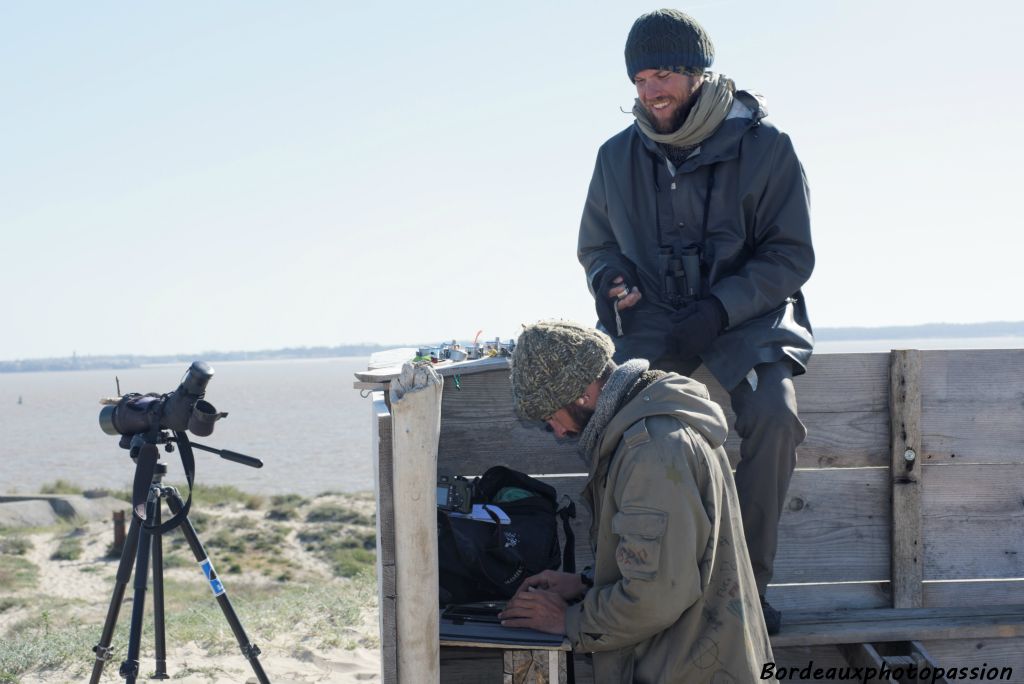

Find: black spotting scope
<box><xmin>99</xmin><ymin>361</ymin><xmax>227</xmax><ymax>438</ymax></box>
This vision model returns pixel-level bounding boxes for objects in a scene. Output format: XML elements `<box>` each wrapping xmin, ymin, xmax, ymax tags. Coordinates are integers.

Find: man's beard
<box><xmin>563</xmin><ymin>402</ymin><xmax>595</xmax><ymax>438</ymax></box>
<box><xmin>649</xmin><ymin>99</ymin><xmax>694</xmax><ymax>134</ymax></box>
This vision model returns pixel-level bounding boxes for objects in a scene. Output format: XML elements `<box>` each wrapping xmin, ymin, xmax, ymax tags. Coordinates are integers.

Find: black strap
<box><xmin>129</xmin><ymin>431</ymin><xmax>195</xmax><ymax>535</ymax></box>
<box><xmin>557</xmin><ymin>498</ymin><xmax>577</xmax><ymax>573</ymax></box>
<box><xmin>130</xmin><ymin>439</ymin><xmax>159</xmax><ymax>522</ymax></box>
<box><xmin>556</xmin><ymin>497</ymin><xmax>578</xmax><ymax>684</ymax></box>
<box><xmin>701</xmin><ymin>165</ymin><xmax>716</xmax><ymax>239</ymax></box>
<box><xmin>158</xmin><ymin>431</ymin><xmax>195</xmax><ymax>534</ymax></box>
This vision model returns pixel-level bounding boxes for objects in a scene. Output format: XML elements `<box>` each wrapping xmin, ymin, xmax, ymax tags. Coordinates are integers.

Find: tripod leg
<box><xmin>120</xmin><ymin>492</ymin><xmax>159</xmax><ymax>684</ymax></box>
<box><xmin>151</xmin><ymin>495</ymin><xmax>170</xmax><ymax>679</ymax></box>
<box><xmin>166</xmin><ymin>489</ymin><xmax>271</xmax><ymax>684</ymax></box>
<box><xmin>89</xmin><ymin>514</ymin><xmax>142</xmax><ymax>684</ymax></box>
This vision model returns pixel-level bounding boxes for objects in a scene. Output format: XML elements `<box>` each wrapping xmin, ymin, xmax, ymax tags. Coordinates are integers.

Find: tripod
<box><xmin>89</xmin><ymin>435</ymin><xmax>270</xmax><ymax>684</ymax></box>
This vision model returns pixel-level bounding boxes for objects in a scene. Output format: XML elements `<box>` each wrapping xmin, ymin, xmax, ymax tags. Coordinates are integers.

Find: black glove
<box><xmin>669</xmin><ymin>297</ymin><xmax>728</xmax><ymax>359</ymax></box>
<box><xmin>592</xmin><ymin>260</ymin><xmax>638</xmax><ymax>337</ymax></box>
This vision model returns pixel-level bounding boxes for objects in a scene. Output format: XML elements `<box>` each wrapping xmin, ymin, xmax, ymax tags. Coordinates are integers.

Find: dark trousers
<box><xmin>652</xmin><ymin>356</ymin><xmax>806</xmax><ymax>595</ymax></box>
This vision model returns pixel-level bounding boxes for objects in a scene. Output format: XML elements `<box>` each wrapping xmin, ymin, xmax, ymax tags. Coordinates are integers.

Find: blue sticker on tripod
<box><xmin>199</xmin><ymin>558</ymin><xmax>226</xmax><ymax>597</ymax></box>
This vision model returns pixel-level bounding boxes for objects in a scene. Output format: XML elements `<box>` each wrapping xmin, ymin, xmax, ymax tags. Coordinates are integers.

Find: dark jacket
<box><xmin>578</xmin><ymin>91</ymin><xmax>814</xmax><ymax>389</ymax></box>
<box><xmin>564</xmin><ymin>373</ymin><xmax>771</xmax><ymax>683</ymax></box>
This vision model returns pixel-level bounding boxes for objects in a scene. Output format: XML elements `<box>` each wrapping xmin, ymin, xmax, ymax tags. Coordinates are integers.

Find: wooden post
<box><xmin>112</xmin><ymin>510</ymin><xmax>126</xmax><ymax>554</ymax></box>
<box><xmin>389</xmin><ymin>361</ymin><xmax>443</xmax><ymax>684</ymax></box>
<box><xmin>889</xmin><ymin>349</ymin><xmax>924</xmax><ymax>608</ymax></box>
<box><xmin>371</xmin><ymin>392</ymin><xmax>398</xmax><ymax>684</ymax></box>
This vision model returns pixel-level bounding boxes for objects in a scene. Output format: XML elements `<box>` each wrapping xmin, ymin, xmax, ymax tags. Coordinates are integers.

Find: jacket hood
<box><xmin>595</xmin><ymin>373</ymin><xmax>729</xmax><ymax>466</ymax></box>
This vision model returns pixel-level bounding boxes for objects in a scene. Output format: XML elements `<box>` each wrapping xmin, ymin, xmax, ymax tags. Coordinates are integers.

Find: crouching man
<box><xmin>500</xmin><ymin>320</ymin><xmax>771</xmax><ymax>683</ymax></box>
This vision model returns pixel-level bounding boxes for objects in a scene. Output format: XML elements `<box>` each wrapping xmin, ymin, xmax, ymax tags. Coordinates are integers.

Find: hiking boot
<box><xmin>760</xmin><ymin>595</ymin><xmax>781</xmax><ymax>635</ymax></box>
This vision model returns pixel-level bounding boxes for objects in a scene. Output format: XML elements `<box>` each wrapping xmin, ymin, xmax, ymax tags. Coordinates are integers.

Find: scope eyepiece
<box><xmin>180</xmin><ymin>361</ymin><xmax>214</xmax><ymax>396</ymax></box>
<box><xmin>188</xmin><ymin>400</ymin><xmax>226</xmax><ymax>437</ymax></box>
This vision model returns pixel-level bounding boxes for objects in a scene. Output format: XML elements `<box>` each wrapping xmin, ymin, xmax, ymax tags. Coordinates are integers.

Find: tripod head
<box><xmin>127</xmin><ymin>430</ymin><xmax>263</xmax><ymax>470</ymax></box>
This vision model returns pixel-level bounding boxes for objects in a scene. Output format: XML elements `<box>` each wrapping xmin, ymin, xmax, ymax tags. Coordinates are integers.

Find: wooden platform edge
<box><xmin>771</xmin><ymin>604</ymin><xmax>1024</xmax><ymax>648</ymax></box>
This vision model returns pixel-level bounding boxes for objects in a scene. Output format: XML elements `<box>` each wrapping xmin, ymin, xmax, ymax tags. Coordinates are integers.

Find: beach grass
<box><xmin>0</xmin><ymin>487</ymin><xmax>378</xmax><ymax>683</ymax></box>
<box><xmin>0</xmin><ymin>535</ymin><xmax>32</xmax><ymax>556</ymax></box>
<box><xmin>37</xmin><ymin>480</ymin><xmax>82</xmax><ymax>496</ymax></box>
<box><xmin>0</xmin><ymin>557</ymin><xmax>37</xmax><ymax>592</ymax></box>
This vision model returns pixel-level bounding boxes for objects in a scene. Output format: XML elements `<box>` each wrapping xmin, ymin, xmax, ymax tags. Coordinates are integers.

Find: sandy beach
<box><xmin>0</xmin><ymin>491</ymin><xmax>382</xmax><ymax>683</ymax></box>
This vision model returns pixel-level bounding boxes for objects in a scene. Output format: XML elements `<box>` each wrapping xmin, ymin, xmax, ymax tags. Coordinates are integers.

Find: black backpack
<box><xmin>437</xmin><ymin>465</ymin><xmax>575</xmax><ymax>606</ymax></box>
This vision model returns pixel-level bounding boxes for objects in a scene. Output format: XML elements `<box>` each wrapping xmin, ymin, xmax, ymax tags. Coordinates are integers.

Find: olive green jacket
<box><xmin>564</xmin><ymin>373</ymin><xmax>771</xmax><ymax>683</ymax></box>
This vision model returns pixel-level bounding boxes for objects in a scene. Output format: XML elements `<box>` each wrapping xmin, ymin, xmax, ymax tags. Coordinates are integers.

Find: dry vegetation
<box><xmin>0</xmin><ymin>483</ymin><xmax>380</xmax><ymax>683</ymax></box>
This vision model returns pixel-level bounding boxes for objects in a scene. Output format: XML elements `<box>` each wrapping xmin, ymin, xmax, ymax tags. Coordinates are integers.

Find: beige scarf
<box><xmin>633</xmin><ymin>72</ymin><xmax>736</xmax><ymax>149</ymax></box>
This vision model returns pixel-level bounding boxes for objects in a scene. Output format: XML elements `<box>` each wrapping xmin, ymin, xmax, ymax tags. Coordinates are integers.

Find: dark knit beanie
<box><xmin>625</xmin><ymin>9</ymin><xmax>714</xmax><ymax>81</ymax></box>
<box><xmin>510</xmin><ymin>321</ymin><xmax>615</xmax><ymax>421</ymax></box>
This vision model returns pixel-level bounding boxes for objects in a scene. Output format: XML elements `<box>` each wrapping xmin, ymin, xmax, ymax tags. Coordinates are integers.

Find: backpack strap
<box><xmin>557</xmin><ymin>497</ymin><xmax>577</xmax><ymax>573</ymax></box>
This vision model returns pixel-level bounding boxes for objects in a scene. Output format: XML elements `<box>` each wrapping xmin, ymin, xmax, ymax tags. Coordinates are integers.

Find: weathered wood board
<box><xmin>366</xmin><ymin>348</ymin><xmax>1024</xmax><ymax>683</ymax></box>
<box><xmin>922</xmin><ymin>463</ymin><xmax>1024</xmax><ymax>581</ymax></box>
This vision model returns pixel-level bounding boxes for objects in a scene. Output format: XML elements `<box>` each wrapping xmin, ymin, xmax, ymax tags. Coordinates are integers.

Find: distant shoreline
<box><xmin>3</xmin><ymin>321</ymin><xmax>1023</xmax><ymax>373</ymax></box>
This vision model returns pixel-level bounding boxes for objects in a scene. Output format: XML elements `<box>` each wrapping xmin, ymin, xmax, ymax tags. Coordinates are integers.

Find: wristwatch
<box><xmin>580</xmin><ymin>567</ymin><xmax>594</xmax><ymax>589</ymax></box>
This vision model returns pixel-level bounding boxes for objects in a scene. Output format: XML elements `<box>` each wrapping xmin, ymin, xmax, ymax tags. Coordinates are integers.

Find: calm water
<box><xmin>3</xmin><ymin>338</ymin><xmax>1023</xmax><ymax>496</ymax></box>
<box><xmin>0</xmin><ymin>357</ymin><xmax>374</xmax><ymax>496</ymax></box>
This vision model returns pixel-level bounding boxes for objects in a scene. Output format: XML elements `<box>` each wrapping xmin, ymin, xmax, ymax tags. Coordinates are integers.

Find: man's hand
<box><xmin>498</xmin><ymin>587</ymin><xmax>568</xmax><ymax>635</ymax></box>
<box><xmin>594</xmin><ymin>269</ymin><xmax>643</xmax><ymax>336</ymax></box>
<box><xmin>515</xmin><ymin>570</ymin><xmax>587</xmax><ymax>602</ymax></box>
<box><xmin>669</xmin><ymin>297</ymin><xmax>728</xmax><ymax>359</ymax></box>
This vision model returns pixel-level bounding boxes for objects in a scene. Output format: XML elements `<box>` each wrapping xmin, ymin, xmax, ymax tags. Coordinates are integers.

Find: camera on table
<box><xmin>436</xmin><ymin>474</ymin><xmax>472</xmax><ymax>514</ymax></box>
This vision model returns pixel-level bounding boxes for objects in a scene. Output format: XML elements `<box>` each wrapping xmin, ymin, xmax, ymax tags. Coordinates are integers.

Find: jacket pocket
<box><xmin>611</xmin><ymin>507</ymin><xmax>667</xmax><ymax>581</ymax></box>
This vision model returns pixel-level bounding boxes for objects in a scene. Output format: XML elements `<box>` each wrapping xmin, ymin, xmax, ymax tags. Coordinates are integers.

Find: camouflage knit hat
<box><xmin>624</xmin><ymin>9</ymin><xmax>714</xmax><ymax>81</ymax></box>
<box><xmin>510</xmin><ymin>320</ymin><xmax>615</xmax><ymax>421</ymax></box>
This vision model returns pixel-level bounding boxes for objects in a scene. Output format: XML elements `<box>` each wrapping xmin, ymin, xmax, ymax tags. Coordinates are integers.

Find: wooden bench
<box><xmin>357</xmin><ymin>349</ymin><xmax>1024</xmax><ymax>683</ymax></box>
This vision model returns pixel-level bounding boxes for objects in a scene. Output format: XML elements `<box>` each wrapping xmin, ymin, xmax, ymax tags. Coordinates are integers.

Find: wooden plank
<box><xmin>785</xmin><ymin>410</ymin><xmax>889</xmax><ymax>469</ymax></box>
<box><xmin>919</xmin><ymin>349</ymin><xmax>1024</xmax><ymax>400</ymax></box>
<box><xmin>924</xmin><ymin>580</ymin><xmax>1024</xmax><ymax>609</ymax></box>
<box><xmin>372</xmin><ymin>394</ymin><xmax>398</xmax><ymax>684</ymax></box>
<box><xmin>766</xmin><ymin>582</ymin><xmax>891</xmax><ymax>613</ymax></box>
<box><xmin>920</xmin><ymin>349</ymin><xmax>1024</xmax><ymax>465</ymax></box>
<box><xmin>770</xmin><ymin>604</ymin><xmax>1024</xmax><ymax>647</ymax></box>
<box><xmin>718</xmin><ymin>410</ymin><xmax>889</xmax><ymax>470</ymax></box>
<box><xmin>773</xmin><ymin>468</ymin><xmax>890</xmax><ymax>584</ymax></box>
<box><xmin>437</xmin><ymin>371</ymin><xmax>583</xmax><ymax>476</ymax></box>
<box><xmin>922</xmin><ymin>406</ymin><xmax>1024</xmax><ymax>465</ymax></box>
<box><xmin>389</xmin><ymin>363</ymin><xmax>443</xmax><ymax>684</ymax></box>
<box><xmin>922</xmin><ymin>464</ymin><xmax>1024</xmax><ymax>581</ymax></box>
<box><xmin>919</xmin><ymin>637</ymin><xmax>1024</xmax><ymax>679</ymax></box>
<box><xmin>362</xmin><ymin>351</ymin><xmax>893</xmax><ymax>412</ymax></box>
<box><xmin>836</xmin><ymin>643</ymin><xmax>894</xmax><ymax>683</ymax></box>
<box><xmin>890</xmin><ymin>349</ymin><xmax>924</xmax><ymax>608</ymax></box>
<box><xmin>355</xmin><ymin>355</ymin><xmax>510</xmax><ymax>383</ymax></box>
<box><xmin>693</xmin><ymin>352</ymin><xmax>891</xmax><ymax>414</ymax></box>
<box><xmin>437</xmin><ymin>366</ymin><xmax>889</xmax><ymax>473</ymax></box>
<box><xmin>771</xmin><ymin>645</ymin><xmax>864</xmax><ymax>682</ymax></box>
<box><xmin>536</xmin><ymin>469</ymin><xmax>891</xmax><ymax>588</ymax></box>
<box><xmin>440</xmin><ymin>647</ymin><xmax>504</xmax><ymax>683</ymax></box>
<box><xmin>538</xmin><ymin>468</ymin><xmax>892</xmax><ymax>587</ymax></box>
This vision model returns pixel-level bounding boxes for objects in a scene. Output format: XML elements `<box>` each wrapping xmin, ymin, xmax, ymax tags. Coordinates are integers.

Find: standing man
<box><xmin>578</xmin><ymin>9</ymin><xmax>814</xmax><ymax>633</ymax></box>
<box><xmin>501</xmin><ymin>320</ymin><xmax>771</xmax><ymax>683</ymax></box>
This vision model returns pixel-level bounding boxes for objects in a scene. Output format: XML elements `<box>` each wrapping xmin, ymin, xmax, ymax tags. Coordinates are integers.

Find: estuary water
<box><xmin>2</xmin><ymin>337</ymin><xmax>1023</xmax><ymax>496</ymax></box>
<box><xmin>0</xmin><ymin>357</ymin><xmax>374</xmax><ymax>496</ymax></box>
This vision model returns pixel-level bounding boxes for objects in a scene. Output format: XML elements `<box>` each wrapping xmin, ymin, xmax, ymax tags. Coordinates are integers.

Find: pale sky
<box><xmin>2</xmin><ymin>1</ymin><xmax>1022</xmax><ymax>360</ymax></box>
